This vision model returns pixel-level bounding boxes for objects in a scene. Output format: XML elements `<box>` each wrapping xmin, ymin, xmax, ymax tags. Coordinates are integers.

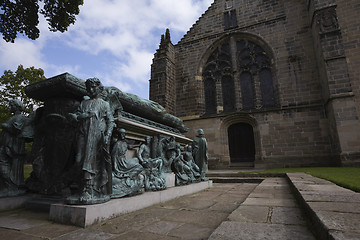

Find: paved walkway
<box><xmin>209</xmin><ymin>177</ymin><xmax>315</xmax><ymax>240</ymax></box>
<box><xmin>0</xmin><ymin>182</ymin><xmax>259</xmax><ymax>239</ymax></box>
<box><xmin>0</xmin><ymin>172</ymin><xmax>359</xmax><ymax>239</ymax></box>
<box><xmin>288</xmin><ymin>173</ymin><xmax>360</xmax><ymax>240</ymax></box>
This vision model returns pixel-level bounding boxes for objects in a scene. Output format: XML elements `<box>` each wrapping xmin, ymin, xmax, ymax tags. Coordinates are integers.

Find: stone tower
<box><xmin>149</xmin><ymin>0</ymin><xmax>360</xmax><ymax>168</ymax></box>
<box><xmin>149</xmin><ymin>29</ymin><xmax>176</xmax><ymax>115</ymax></box>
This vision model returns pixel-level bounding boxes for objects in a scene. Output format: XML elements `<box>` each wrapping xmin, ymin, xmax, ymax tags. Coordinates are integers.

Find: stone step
<box><xmin>206</xmin><ymin>172</ymin><xmax>285</xmax><ymax>178</ymax></box>
<box><xmin>209</xmin><ymin>177</ymin><xmax>263</xmax><ymax>183</ymax></box>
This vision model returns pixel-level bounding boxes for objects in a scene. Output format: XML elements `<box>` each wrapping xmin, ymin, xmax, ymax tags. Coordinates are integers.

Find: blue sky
<box><xmin>0</xmin><ymin>0</ymin><xmax>213</xmax><ymax>99</ymax></box>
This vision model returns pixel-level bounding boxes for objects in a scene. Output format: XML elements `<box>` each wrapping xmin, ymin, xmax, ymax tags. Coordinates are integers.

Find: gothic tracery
<box><xmin>203</xmin><ymin>37</ymin><xmax>275</xmax><ymax>114</ymax></box>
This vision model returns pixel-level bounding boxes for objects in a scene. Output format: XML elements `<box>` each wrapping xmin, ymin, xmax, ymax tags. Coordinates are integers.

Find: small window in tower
<box><xmin>225</xmin><ymin>0</ymin><xmax>233</xmax><ymax>9</ymax></box>
<box><xmin>224</xmin><ymin>9</ymin><xmax>237</xmax><ymax>30</ymax></box>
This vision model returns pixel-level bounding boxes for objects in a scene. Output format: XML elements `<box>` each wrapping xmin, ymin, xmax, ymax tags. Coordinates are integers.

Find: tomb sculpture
<box><xmin>0</xmin><ymin>73</ymin><xmax>209</xmax><ymax>204</ymax></box>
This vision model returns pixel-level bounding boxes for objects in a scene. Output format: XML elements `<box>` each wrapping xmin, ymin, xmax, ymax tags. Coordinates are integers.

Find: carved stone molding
<box><xmin>316</xmin><ymin>7</ymin><xmax>339</xmax><ymax>34</ymax></box>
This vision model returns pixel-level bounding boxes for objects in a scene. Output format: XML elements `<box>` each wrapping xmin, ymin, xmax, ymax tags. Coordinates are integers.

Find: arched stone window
<box><xmin>237</xmin><ymin>39</ymin><xmax>275</xmax><ymax>108</ymax></box>
<box><xmin>202</xmin><ymin>36</ymin><xmax>275</xmax><ymax>114</ymax></box>
<box><xmin>203</xmin><ymin>43</ymin><xmax>235</xmax><ymax>114</ymax></box>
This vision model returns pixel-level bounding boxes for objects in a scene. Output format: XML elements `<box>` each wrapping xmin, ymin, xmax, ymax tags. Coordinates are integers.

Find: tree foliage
<box><xmin>0</xmin><ymin>65</ymin><xmax>46</xmax><ymax>123</ymax></box>
<box><xmin>0</xmin><ymin>0</ymin><xmax>84</xmax><ymax>42</ymax></box>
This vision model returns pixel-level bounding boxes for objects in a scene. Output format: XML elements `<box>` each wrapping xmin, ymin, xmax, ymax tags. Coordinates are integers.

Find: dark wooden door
<box><xmin>228</xmin><ymin>123</ymin><xmax>255</xmax><ymax>164</ymax></box>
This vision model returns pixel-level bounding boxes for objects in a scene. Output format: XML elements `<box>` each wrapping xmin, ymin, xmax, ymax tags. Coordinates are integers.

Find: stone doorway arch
<box><xmin>228</xmin><ymin>123</ymin><xmax>255</xmax><ymax>166</ymax></box>
<box><xmin>220</xmin><ymin>114</ymin><xmax>261</xmax><ymax>167</ymax></box>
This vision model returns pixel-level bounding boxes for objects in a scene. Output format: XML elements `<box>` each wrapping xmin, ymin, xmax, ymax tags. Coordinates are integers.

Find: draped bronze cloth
<box><xmin>192</xmin><ymin>136</ymin><xmax>208</xmax><ymax>174</ymax></box>
<box><xmin>75</xmin><ymin>97</ymin><xmax>114</xmax><ymax>191</ymax></box>
<box><xmin>0</xmin><ymin>113</ymin><xmax>27</xmax><ymax>186</ymax></box>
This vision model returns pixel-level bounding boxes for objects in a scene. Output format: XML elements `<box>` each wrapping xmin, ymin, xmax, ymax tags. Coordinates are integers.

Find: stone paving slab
<box><xmin>271</xmin><ymin>207</ymin><xmax>307</xmax><ymax>225</ymax></box>
<box><xmin>295</xmin><ymin>183</ymin><xmax>354</xmax><ymax>193</ymax></box>
<box><xmin>140</xmin><ymin>220</ymin><xmax>182</xmax><ymax>235</ymax></box>
<box><xmin>50</xmin><ymin>180</ymin><xmax>213</xmax><ymax>227</ymax></box>
<box><xmin>23</xmin><ymin>222</ymin><xmax>79</xmax><ymax>239</ymax></box>
<box><xmin>0</xmin><ymin>228</ymin><xmax>45</xmax><ymax>240</ymax></box>
<box><xmin>0</xmin><ymin>210</ymin><xmax>48</xmax><ymax>230</ymax></box>
<box><xmin>90</xmin><ymin>207</ymin><xmax>177</xmax><ymax>235</ymax></box>
<box><xmin>209</xmin><ymin>177</ymin><xmax>315</xmax><ymax>239</ymax></box>
<box><xmin>211</xmin><ymin>193</ymin><xmax>249</xmax><ymax>204</ymax></box>
<box><xmin>208</xmin><ymin>222</ymin><xmax>316</xmax><ymax>240</ymax></box>
<box><xmin>91</xmin><ymin>182</ymin><xmax>258</xmax><ymax>239</ymax></box>
<box><xmin>208</xmin><ymin>202</ymin><xmax>241</xmax><ymax>213</ymax></box>
<box><xmin>161</xmin><ymin>208</ymin><xmax>230</xmax><ymax>228</ymax></box>
<box><xmin>167</xmin><ymin>223</ymin><xmax>214</xmax><ymax>239</ymax></box>
<box><xmin>329</xmin><ymin>230</ymin><xmax>360</xmax><ymax>240</ymax></box>
<box><xmin>248</xmin><ymin>192</ymin><xmax>294</xmax><ymax>199</ymax></box>
<box><xmin>308</xmin><ymin>201</ymin><xmax>360</xmax><ymax>213</ymax></box>
<box><xmin>0</xmin><ymin>182</ymin><xmax>260</xmax><ymax>239</ymax></box>
<box><xmin>111</xmin><ymin>230</ymin><xmax>179</xmax><ymax>240</ymax></box>
<box><xmin>316</xmin><ymin>211</ymin><xmax>360</xmax><ymax>233</ymax></box>
<box><xmin>301</xmin><ymin>192</ymin><xmax>360</xmax><ymax>202</ymax></box>
<box><xmin>242</xmin><ymin>197</ymin><xmax>297</xmax><ymax>207</ymax></box>
<box><xmin>287</xmin><ymin>172</ymin><xmax>360</xmax><ymax>240</ymax></box>
<box><xmin>252</xmin><ymin>187</ymin><xmax>292</xmax><ymax>194</ymax></box>
<box><xmin>2</xmin><ymin>172</ymin><xmax>359</xmax><ymax>240</ymax></box>
<box><xmin>227</xmin><ymin>205</ymin><xmax>269</xmax><ymax>223</ymax></box>
<box><xmin>55</xmin><ymin>229</ymin><xmax>114</xmax><ymax>240</ymax></box>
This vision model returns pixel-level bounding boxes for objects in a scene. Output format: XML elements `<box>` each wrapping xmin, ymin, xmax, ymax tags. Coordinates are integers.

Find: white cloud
<box><xmin>0</xmin><ymin>39</ymin><xmax>46</xmax><ymax>71</ymax></box>
<box><xmin>0</xmin><ymin>11</ymin><xmax>58</xmax><ymax>73</ymax></box>
<box><xmin>0</xmin><ymin>0</ymin><xmax>214</xmax><ymax>98</ymax></box>
<box><xmin>61</xmin><ymin>0</ymin><xmax>214</xmax><ymax>96</ymax></box>
<box><xmin>66</xmin><ymin>0</ymin><xmax>214</xmax><ymax>51</ymax></box>
<box><xmin>119</xmin><ymin>48</ymin><xmax>153</xmax><ymax>84</ymax></box>
<box><xmin>46</xmin><ymin>64</ymin><xmax>82</xmax><ymax>78</ymax></box>
<box><xmin>96</xmin><ymin>66</ymin><xmax>133</xmax><ymax>93</ymax></box>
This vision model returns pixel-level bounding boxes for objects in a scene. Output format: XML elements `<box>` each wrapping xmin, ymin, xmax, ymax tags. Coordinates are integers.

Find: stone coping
<box><xmin>49</xmin><ymin>180</ymin><xmax>213</xmax><ymax>227</ymax></box>
<box><xmin>286</xmin><ymin>173</ymin><xmax>360</xmax><ymax>240</ymax></box>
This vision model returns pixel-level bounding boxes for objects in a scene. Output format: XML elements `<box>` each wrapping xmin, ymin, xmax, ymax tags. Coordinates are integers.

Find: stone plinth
<box><xmin>49</xmin><ymin>180</ymin><xmax>212</xmax><ymax>227</ymax></box>
<box><xmin>165</xmin><ymin>173</ymin><xmax>175</xmax><ymax>187</ymax></box>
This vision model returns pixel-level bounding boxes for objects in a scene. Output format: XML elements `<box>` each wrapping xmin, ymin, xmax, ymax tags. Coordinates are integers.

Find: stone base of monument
<box><xmin>165</xmin><ymin>173</ymin><xmax>175</xmax><ymax>187</ymax></box>
<box><xmin>0</xmin><ymin>194</ymin><xmax>38</xmax><ymax>212</ymax></box>
<box><xmin>49</xmin><ymin>180</ymin><xmax>212</xmax><ymax>227</ymax></box>
<box><xmin>25</xmin><ymin>195</ymin><xmax>64</xmax><ymax>212</ymax></box>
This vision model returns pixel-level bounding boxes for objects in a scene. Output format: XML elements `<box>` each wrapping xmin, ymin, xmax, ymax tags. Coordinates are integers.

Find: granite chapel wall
<box><xmin>149</xmin><ymin>0</ymin><xmax>360</xmax><ymax>168</ymax></box>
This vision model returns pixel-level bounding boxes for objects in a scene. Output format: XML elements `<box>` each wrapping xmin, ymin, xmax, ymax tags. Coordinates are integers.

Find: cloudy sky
<box><xmin>0</xmin><ymin>0</ymin><xmax>213</xmax><ymax>99</ymax></box>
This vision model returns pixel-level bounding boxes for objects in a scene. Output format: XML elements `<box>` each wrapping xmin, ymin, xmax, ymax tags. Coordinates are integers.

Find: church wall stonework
<box><xmin>150</xmin><ymin>0</ymin><xmax>360</xmax><ymax>168</ymax></box>
<box><xmin>184</xmin><ymin>107</ymin><xmax>335</xmax><ymax>169</ymax></box>
<box><xmin>337</xmin><ymin>0</ymin><xmax>360</xmax><ymax>118</ymax></box>
<box><xmin>174</xmin><ymin>0</ymin><xmax>323</xmax><ymax>116</ymax></box>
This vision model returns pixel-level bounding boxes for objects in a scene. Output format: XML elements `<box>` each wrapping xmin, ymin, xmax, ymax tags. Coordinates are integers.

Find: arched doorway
<box><xmin>228</xmin><ymin>123</ymin><xmax>255</xmax><ymax>167</ymax></box>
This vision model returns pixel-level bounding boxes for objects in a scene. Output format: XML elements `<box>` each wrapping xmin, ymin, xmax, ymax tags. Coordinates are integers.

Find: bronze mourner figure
<box><xmin>192</xmin><ymin>129</ymin><xmax>208</xmax><ymax>181</ymax></box>
<box><xmin>0</xmin><ymin>99</ymin><xmax>33</xmax><ymax>197</ymax></box>
<box><xmin>68</xmin><ymin>78</ymin><xmax>114</xmax><ymax>204</ymax></box>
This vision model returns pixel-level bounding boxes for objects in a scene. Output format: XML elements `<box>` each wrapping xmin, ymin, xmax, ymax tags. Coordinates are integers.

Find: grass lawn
<box><xmin>24</xmin><ymin>165</ymin><xmax>32</xmax><ymax>180</ymax></box>
<box><xmin>242</xmin><ymin>167</ymin><xmax>360</xmax><ymax>192</ymax></box>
